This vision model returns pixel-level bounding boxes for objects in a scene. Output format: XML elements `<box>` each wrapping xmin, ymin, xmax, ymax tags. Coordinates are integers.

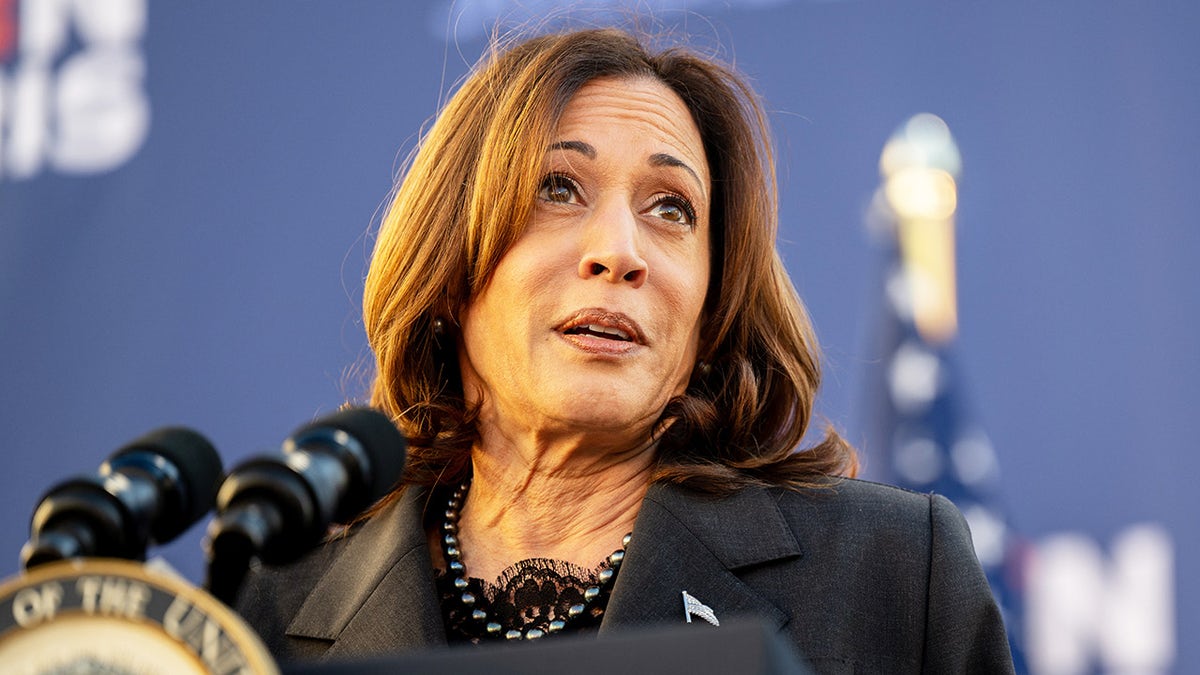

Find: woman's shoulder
<box><xmin>772</xmin><ymin>475</ymin><xmax>953</xmax><ymax>511</ymax></box>
<box><xmin>647</xmin><ymin>476</ymin><xmax>968</xmax><ymax>555</ymax></box>
<box><xmin>779</xmin><ymin>476</ymin><xmax>944</xmax><ymax>513</ymax></box>
<box><xmin>649</xmin><ymin>477</ymin><xmax>972</xmax><ymax>558</ymax></box>
<box><xmin>787</xmin><ymin>476</ymin><xmax>931</xmax><ymax>504</ymax></box>
<box><xmin>771</xmin><ymin>477</ymin><xmax>971</xmax><ymax>544</ymax></box>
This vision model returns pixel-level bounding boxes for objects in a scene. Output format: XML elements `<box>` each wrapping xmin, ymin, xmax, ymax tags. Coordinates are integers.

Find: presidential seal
<box><xmin>0</xmin><ymin>559</ymin><xmax>278</xmax><ymax>674</ymax></box>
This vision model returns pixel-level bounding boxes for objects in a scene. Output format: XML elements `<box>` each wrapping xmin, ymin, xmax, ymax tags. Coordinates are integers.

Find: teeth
<box><xmin>583</xmin><ymin>324</ymin><xmax>631</xmax><ymax>341</ymax></box>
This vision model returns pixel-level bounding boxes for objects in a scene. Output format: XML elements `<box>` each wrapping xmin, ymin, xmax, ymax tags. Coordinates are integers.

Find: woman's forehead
<box><xmin>549</xmin><ymin>76</ymin><xmax>710</xmax><ymax>188</ymax></box>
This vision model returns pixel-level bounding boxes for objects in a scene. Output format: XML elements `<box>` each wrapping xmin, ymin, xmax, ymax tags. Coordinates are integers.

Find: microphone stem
<box><xmin>205</xmin><ymin>500</ymin><xmax>281</xmax><ymax>606</ymax></box>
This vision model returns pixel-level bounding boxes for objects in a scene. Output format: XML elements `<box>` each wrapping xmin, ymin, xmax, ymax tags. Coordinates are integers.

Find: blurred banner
<box><xmin>1</xmin><ymin>2</ymin><xmax>1195</xmax><ymax>673</ymax></box>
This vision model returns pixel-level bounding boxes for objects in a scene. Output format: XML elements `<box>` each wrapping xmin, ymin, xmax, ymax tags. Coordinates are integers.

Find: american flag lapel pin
<box><xmin>681</xmin><ymin>590</ymin><xmax>720</xmax><ymax>626</ymax></box>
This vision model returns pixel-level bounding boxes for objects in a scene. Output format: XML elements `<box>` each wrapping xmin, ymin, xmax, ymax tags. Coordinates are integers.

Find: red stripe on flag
<box><xmin>0</xmin><ymin>0</ymin><xmax>16</xmax><ymax>62</ymax></box>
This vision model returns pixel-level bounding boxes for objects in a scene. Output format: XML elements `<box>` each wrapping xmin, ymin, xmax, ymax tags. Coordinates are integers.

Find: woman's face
<box><xmin>458</xmin><ymin>75</ymin><xmax>711</xmax><ymax>446</ymax></box>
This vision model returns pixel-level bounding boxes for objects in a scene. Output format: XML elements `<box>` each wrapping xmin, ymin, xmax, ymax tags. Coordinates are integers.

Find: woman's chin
<box><xmin>538</xmin><ymin>386</ymin><xmax>665</xmax><ymax>437</ymax></box>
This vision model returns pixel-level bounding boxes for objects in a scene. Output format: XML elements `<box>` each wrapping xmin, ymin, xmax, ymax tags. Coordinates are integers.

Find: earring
<box><xmin>432</xmin><ymin>317</ymin><xmax>447</xmax><ymax>339</ymax></box>
<box><xmin>696</xmin><ymin>360</ymin><xmax>712</xmax><ymax>377</ymax></box>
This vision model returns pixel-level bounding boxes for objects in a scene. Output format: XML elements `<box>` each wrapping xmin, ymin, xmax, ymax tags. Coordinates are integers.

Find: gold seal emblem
<box><xmin>0</xmin><ymin>559</ymin><xmax>278</xmax><ymax>674</ymax></box>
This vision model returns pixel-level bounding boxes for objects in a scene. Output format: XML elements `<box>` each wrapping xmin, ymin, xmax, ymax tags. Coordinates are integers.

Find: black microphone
<box><xmin>21</xmin><ymin>427</ymin><xmax>224</xmax><ymax>570</ymax></box>
<box><xmin>205</xmin><ymin>407</ymin><xmax>406</xmax><ymax>604</ymax></box>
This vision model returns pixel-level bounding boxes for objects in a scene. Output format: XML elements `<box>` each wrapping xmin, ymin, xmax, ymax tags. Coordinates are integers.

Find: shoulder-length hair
<box><xmin>362</xmin><ymin>28</ymin><xmax>856</xmax><ymax>498</ymax></box>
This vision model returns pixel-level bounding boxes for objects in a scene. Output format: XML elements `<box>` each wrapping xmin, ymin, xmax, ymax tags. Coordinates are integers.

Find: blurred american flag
<box><xmin>864</xmin><ymin>114</ymin><xmax>1029</xmax><ymax>671</ymax></box>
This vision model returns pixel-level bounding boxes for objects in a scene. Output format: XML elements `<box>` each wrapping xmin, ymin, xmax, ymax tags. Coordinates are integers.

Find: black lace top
<box><xmin>434</xmin><ymin>557</ymin><xmax>610</xmax><ymax>643</ymax></box>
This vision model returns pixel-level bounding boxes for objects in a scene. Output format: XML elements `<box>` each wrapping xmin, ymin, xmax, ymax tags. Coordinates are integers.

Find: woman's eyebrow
<box><xmin>547</xmin><ymin>141</ymin><xmax>704</xmax><ymax>194</ymax></box>
<box><xmin>547</xmin><ymin>140</ymin><xmax>595</xmax><ymax>159</ymax></box>
<box><xmin>650</xmin><ymin>152</ymin><xmax>704</xmax><ymax>193</ymax></box>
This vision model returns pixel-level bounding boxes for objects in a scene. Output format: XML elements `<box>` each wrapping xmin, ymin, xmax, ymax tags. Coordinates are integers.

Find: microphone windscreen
<box><xmin>110</xmin><ymin>427</ymin><xmax>224</xmax><ymax>526</ymax></box>
<box><xmin>299</xmin><ymin>407</ymin><xmax>406</xmax><ymax>500</ymax></box>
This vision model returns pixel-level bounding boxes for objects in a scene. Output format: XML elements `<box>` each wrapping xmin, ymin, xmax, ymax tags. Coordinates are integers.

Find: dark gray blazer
<box><xmin>236</xmin><ymin>478</ymin><xmax>1014</xmax><ymax>673</ymax></box>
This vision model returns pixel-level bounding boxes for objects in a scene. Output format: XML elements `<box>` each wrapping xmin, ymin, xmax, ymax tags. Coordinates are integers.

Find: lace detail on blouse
<box><xmin>435</xmin><ymin>557</ymin><xmax>611</xmax><ymax>644</ymax></box>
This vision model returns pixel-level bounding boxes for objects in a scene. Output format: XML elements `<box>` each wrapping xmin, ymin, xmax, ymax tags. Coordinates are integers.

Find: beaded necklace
<box><xmin>440</xmin><ymin>480</ymin><xmax>630</xmax><ymax>640</ymax></box>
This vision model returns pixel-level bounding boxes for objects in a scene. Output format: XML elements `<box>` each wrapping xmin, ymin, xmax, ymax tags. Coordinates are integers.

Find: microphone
<box><xmin>21</xmin><ymin>427</ymin><xmax>224</xmax><ymax>570</ymax></box>
<box><xmin>205</xmin><ymin>407</ymin><xmax>406</xmax><ymax>604</ymax></box>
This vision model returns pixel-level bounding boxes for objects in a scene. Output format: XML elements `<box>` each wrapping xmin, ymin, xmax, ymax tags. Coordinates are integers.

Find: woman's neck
<box><xmin>450</xmin><ymin>431</ymin><xmax>656</xmax><ymax>583</ymax></box>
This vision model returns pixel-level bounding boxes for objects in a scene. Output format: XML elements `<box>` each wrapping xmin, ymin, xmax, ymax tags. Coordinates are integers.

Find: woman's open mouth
<box><xmin>556</xmin><ymin>309</ymin><xmax>645</xmax><ymax>354</ymax></box>
<box><xmin>563</xmin><ymin>324</ymin><xmax>633</xmax><ymax>342</ymax></box>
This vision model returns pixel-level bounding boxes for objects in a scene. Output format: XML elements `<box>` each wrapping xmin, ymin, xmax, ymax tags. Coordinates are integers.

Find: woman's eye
<box><xmin>538</xmin><ymin>174</ymin><xmax>580</xmax><ymax>204</ymax></box>
<box><xmin>648</xmin><ymin>196</ymin><xmax>697</xmax><ymax>226</ymax></box>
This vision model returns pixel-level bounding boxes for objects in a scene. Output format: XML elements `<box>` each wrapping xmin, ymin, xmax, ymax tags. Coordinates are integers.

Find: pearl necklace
<box><xmin>441</xmin><ymin>480</ymin><xmax>630</xmax><ymax>640</ymax></box>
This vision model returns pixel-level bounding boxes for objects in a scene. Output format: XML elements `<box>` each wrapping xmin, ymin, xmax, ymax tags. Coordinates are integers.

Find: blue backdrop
<box><xmin>1</xmin><ymin>2</ymin><xmax>1194</xmax><ymax>672</ymax></box>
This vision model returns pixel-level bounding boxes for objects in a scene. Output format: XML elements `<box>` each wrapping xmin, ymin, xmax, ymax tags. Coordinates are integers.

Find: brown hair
<box><xmin>361</xmin><ymin>28</ymin><xmax>857</xmax><ymax>501</ymax></box>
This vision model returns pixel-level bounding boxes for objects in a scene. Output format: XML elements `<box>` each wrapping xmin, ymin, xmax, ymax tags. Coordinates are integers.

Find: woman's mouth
<box><xmin>556</xmin><ymin>309</ymin><xmax>645</xmax><ymax>354</ymax></box>
<box><xmin>563</xmin><ymin>323</ymin><xmax>633</xmax><ymax>342</ymax></box>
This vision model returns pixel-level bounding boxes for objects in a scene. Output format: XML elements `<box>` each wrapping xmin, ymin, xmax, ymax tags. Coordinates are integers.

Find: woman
<box><xmin>238</xmin><ymin>28</ymin><xmax>1014</xmax><ymax>672</ymax></box>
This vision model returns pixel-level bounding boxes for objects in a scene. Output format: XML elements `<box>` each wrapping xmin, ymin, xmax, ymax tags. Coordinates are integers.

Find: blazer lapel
<box><xmin>602</xmin><ymin>483</ymin><xmax>800</xmax><ymax>634</ymax></box>
<box><xmin>286</xmin><ymin>486</ymin><xmax>447</xmax><ymax>658</ymax></box>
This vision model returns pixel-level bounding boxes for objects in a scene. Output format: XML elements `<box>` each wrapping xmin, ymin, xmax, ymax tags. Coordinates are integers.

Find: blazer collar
<box><xmin>286</xmin><ymin>486</ymin><xmax>446</xmax><ymax>657</ymax></box>
<box><xmin>601</xmin><ymin>482</ymin><xmax>801</xmax><ymax>633</ymax></box>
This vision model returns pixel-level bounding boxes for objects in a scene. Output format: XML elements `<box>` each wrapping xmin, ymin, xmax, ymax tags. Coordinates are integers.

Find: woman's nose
<box><xmin>577</xmin><ymin>201</ymin><xmax>648</xmax><ymax>287</ymax></box>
